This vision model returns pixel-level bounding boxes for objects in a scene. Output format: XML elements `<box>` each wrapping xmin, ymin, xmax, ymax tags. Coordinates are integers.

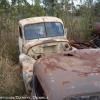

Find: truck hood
<box><xmin>34</xmin><ymin>49</ymin><xmax>100</xmax><ymax>100</ymax></box>
<box><xmin>23</xmin><ymin>37</ymin><xmax>68</xmax><ymax>51</ymax></box>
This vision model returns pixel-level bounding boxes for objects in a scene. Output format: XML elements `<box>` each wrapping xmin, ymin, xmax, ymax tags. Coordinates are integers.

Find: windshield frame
<box><xmin>24</xmin><ymin>22</ymin><xmax>64</xmax><ymax>40</ymax></box>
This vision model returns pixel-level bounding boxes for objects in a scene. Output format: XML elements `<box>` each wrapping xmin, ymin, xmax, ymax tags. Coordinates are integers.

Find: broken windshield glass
<box><xmin>24</xmin><ymin>23</ymin><xmax>46</xmax><ymax>40</ymax></box>
<box><xmin>24</xmin><ymin>22</ymin><xmax>64</xmax><ymax>40</ymax></box>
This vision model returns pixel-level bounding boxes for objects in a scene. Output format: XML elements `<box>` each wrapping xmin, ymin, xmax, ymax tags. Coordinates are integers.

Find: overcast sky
<box><xmin>8</xmin><ymin>0</ymin><xmax>97</xmax><ymax>5</ymax></box>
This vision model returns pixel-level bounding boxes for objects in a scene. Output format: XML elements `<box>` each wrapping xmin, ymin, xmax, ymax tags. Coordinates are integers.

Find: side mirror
<box><xmin>64</xmin><ymin>28</ymin><xmax>68</xmax><ymax>38</ymax></box>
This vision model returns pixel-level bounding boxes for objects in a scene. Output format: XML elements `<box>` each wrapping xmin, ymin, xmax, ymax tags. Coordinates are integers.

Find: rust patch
<box><xmin>39</xmin><ymin>53</ymin><xmax>62</xmax><ymax>63</ymax></box>
<box><xmin>44</xmin><ymin>68</ymin><xmax>47</xmax><ymax>73</ymax></box>
<box><xmin>78</xmin><ymin>72</ymin><xmax>88</xmax><ymax>77</ymax></box>
<box><xmin>41</xmin><ymin>55</ymin><xmax>67</xmax><ymax>73</ymax></box>
<box><xmin>28</xmin><ymin>75</ymin><xmax>32</xmax><ymax>78</ymax></box>
<box><xmin>22</xmin><ymin>66</ymin><xmax>29</xmax><ymax>71</ymax></box>
<box><xmin>63</xmin><ymin>81</ymin><xmax>70</xmax><ymax>86</ymax></box>
<box><xmin>37</xmin><ymin>49</ymin><xmax>100</xmax><ymax>75</ymax></box>
<box><xmin>44</xmin><ymin>62</ymin><xmax>67</xmax><ymax>73</ymax></box>
<box><xmin>29</xmin><ymin>70</ymin><xmax>33</xmax><ymax>72</ymax></box>
<box><xmin>42</xmin><ymin>17</ymin><xmax>48</xmax><ymax>20</ymax></box>
<box><xmin>26</xmin><ymin>18</ymin><xmax>30</xmax><ymax>21</ymax></box>
<box><xmin>42</xmin><ymin>40</ymin><xmax>56</xmax><ymax>44</ymax></box>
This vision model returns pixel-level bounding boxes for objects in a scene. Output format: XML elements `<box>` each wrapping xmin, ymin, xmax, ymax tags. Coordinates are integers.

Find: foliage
<box><xmin>43</xmin><ymin>0</ymin><xmax>58</xmax><ymax>15</ymax></box>
<box><xmin>94</xmin><ymin>0</ymin><xmax>100</xmax><ymax>20</ymax></box>
<box><xmin>0</xmin><ymin>0</ymin><xmax>99</xmax><ymax>63</ymax></box>
<box><xmin>0</xmin><ymin>0</ymin><xmax>100</xmax><ymax>96</ymax></box>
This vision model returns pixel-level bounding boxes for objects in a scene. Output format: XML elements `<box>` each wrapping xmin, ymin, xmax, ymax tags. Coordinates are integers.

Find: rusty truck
<box><xmin>18</xmin><ymin>17</ymin><xmax>100</xmax><ymax>100</ymax></box>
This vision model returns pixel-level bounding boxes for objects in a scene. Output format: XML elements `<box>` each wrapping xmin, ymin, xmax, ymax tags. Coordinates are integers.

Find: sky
<box><xmin>8</xmin><ymin>0</ymin><xmax>97</xmax><ymax>5</ymax></box>
<box><xmin>8</xmin><ymin>0</ymin><xmax>32</xmax><ymax>4</ymax></box>
<box><xmin>70</xmin><ymin>0</ymin><xmax>97</xmax><ymax>6</ymax></box>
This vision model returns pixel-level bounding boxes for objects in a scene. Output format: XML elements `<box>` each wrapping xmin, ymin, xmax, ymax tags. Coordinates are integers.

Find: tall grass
<box><xmin>0</xmin><ymin>18</ymin><xmax>25</xmax><ymax>96</ymax></box>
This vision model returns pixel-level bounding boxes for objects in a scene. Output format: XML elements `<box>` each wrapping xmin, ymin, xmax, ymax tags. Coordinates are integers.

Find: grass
<box><xmin>0</xmin><ymin>58</ymin><xmax>26</xmax><ymax>96</ymax></box>
<box><xmin>0</xmin><ymin>22</ymin><xmax>26</xmax><ymax>97</ymax></box>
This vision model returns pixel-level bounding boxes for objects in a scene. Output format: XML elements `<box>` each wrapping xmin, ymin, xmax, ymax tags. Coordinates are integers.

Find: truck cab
<box><xmin>18</xmin><ymin>16</ymin><xmax>73</xmax><ymax>56</ymax></box>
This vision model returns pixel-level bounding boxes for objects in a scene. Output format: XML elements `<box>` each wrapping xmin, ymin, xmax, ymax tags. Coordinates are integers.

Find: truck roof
<box><xmin>19</xmin><ymin>16</ymin><xmax>63</xmax><ymax>27</ymax></box>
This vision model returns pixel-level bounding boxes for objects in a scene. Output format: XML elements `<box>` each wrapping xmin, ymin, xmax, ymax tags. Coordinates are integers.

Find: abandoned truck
<box><xmin>18</xmin><ymin>17</ymin><xmax>100</xmax><ymax>100</ymax></box>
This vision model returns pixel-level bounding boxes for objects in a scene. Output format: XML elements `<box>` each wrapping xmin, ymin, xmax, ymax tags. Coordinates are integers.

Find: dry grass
<box><xmin>0</xmin><ymin>57</ymin><xmax>26</xmax><ymax>96</ymax></box>
<box><xmin>65</xmin><ymin>17</ymin><xmax>93</xmax><ymax>40</ymax></box>
<box><xmin>0</xmin><ymin>19</ymin><xmax>26</xmax><ymax>97</ymax></box>
<box><xmin>0</xmin><ymin>37</ymin><xmax>28</xmax><ymax>99</ymax></box>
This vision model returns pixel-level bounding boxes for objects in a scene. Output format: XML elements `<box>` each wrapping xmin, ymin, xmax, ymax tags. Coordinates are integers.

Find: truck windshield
<box><xmin>24</xmin><ymin>22</ymin><xmax>64</xmax><ymax>40</ymax></box>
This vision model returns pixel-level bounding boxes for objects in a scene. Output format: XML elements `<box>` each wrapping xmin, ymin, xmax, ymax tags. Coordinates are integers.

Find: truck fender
<box><xmin>19</xmin><ymin>54</ymin><xmax>36</xmax><ymax>93</ymax></box>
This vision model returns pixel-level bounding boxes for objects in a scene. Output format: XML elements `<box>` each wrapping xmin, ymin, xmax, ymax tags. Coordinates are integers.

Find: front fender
<box><xmin>19</xmin><ymin>54</ymin><xmax>36</xmax><ymax>93</ymax></box>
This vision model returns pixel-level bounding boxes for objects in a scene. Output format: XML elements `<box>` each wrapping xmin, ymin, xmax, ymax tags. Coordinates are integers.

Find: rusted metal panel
<box><xmin>24</xmin><ymin>38</ymin><xmax>68</xmax><ymax>49</ymax></box>
<box><xmin>34</xmin><ymin>49</ymin><xmax>100</xmax><ymax>100</ymax></box>
<box><xmin>24</xmin><ymin>39</ymin><xmax>70</xmax><ymax>54</ymax></box>
<box><xmin>69</xmin><ymin>39</ymin><xmax>98</xmax><ymax>49</ymax></box>
<box><xmin>19</xmin><ymin>54</ymin><xmax>36</xmax><ymax>93</ymax></box>
<box><xmin>19</xmin><ymin>16</ymin><xmax>63</xmax><ymax>27</ymax></box>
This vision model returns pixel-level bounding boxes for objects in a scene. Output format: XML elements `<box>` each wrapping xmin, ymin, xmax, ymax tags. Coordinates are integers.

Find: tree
<box><xmin>94</xmin><ymin>1</ymin><xmax>100</xmax><ymax>18</ymax></box>
<box><xmin>43</xmin><ymin>0</ymin><xmax>58</xmax><ymax>16</ymax></box>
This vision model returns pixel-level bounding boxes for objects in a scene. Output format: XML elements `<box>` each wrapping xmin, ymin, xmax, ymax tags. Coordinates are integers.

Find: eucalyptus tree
<box><xmin>94</xmin><ymin>0</ymin><xmax>100</xmax><ymax>19</ymax></box>
<box><xmin>43</xmin><ymin>0</ymin><xmax>58</xmax><ymax>16</ymax></box>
